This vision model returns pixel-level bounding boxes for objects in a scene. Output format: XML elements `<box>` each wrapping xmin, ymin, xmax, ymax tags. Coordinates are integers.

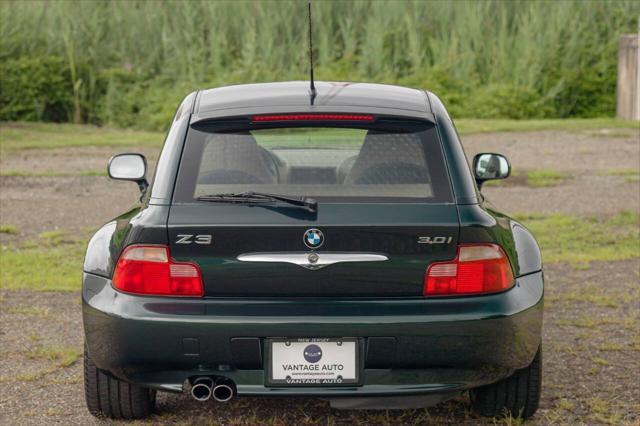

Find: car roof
<box><xmin>191</xmin><ymin>81</ymin><xmax>434</xmax><ymax>123</ymax></box>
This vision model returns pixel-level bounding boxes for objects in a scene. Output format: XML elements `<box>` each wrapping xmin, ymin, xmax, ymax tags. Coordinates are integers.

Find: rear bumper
<box><xmin>82</xmin><ymin>271</ymin><xmax>543</xmax><ymax>395</ymax></box>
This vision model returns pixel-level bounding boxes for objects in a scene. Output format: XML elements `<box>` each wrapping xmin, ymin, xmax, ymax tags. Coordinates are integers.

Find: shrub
<box><xmin>463</xmin><ymin>84</ymin><xmax>554</xmax><ymax>119</ymax></box>
<box><xmin>551</xmin><ymin>66</ymin><xmax>617</xmax><ymax>118</ymax></box>
<box><xmin>0</xmin><ymin>0</ymin><xmax>637</xmax><ymax>129</ymax></box>
<box><xmin>95</xmin><ymin>72</ymin><xmax>191</xmax><ymax>131</ymax></box>
<box><xmin>0</xmin><ymin>56</ymin><xmax>72</xmax><ymax>122</ymax></box>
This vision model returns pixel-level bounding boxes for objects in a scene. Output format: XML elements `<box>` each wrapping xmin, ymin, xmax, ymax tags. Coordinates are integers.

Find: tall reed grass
<box><xmin>0</xmin><ymin>0</ymin><xmax>637</xmax><ymax>129</ymax></box>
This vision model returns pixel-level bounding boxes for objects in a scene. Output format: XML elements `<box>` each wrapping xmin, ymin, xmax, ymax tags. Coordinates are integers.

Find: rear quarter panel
<box><xmin>83</xmin><ymin>205</ymin><xmax>170</xmax><ymax>278</ymax></box>
<box><xmin>457</xmin><ymin>204</ymin><xmax>542</xmax><ymax>277</ymax></box>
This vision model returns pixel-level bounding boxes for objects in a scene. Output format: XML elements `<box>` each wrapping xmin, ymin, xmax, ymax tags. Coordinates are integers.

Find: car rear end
<box><xmin>83</xmin><ymin>93</ymin><xmax>543</xmax><ymax>410</ymax></box>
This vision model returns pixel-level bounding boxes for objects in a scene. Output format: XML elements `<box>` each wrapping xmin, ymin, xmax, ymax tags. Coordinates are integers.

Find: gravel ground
<box><xmin>482</xmin><ymin>176</ymin><xmax>639</xmax><ymax>217</ymax></box>
<box><xmin>462</xmin><ymin>131</ymin><xmax>639</xmax><ymax>173</ymax></box>
<box><xmin>0</xmin><ymin>130</ymin><xmax>639</xmax><ymax>424</ymax></box>
<box><xmin>465</xmin><ymin>131</ymin><xmax>640</xmax><ymax>217</ymax></box>
<box><xmin>1</xmin><ymin>260</ymin><xmax>638</xmax><ymax>425</ymax></box>
<box><xmin>0</xmin><ymin>146</ymin><xmax>158</xmax><ymax>176</ymax></box>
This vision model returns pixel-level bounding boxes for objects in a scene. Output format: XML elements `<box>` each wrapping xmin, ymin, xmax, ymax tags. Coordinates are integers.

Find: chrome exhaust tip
<box><xmin>190</xmin><ymin>377</ymin><xmax>214</xmax><ymax>401</ymax></box>
<box><xmin>212</xmin><ymin>383</ymin><xmax>234</xmax><ymax>402</ymax></box>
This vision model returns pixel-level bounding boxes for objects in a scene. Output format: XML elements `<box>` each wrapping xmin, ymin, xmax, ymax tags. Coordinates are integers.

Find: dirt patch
<box><xmin>462</xmin><ymin>130</ymin><xmax>640</xmax><ymax>216</ymax></box>
<box><xmin>540</xmin><ymin>260</ymin><xmax>640</xmax><ymax>425</ymax></box>
<box><xmin>0</xmin><ymin>176</ymin><xmax>141</xmax><ymax>242</ymax></box>
<box><xmin>483</xmin><ymin>176</ymin><xmax>640</xmax><ymax>216</ymax></box>
<box><xmin>0</xmin><ymin>146</ymin><xmax>158</xmax><ymax>176</ymax></box>
<box><xmin>1</xmin><ymin>260</ymin><xmax>638</xmax><ymax>425</ymax></box>
<box><xmin>462</xmin><ymin>131</ymin><xmax>640</xmax><ymax>174</ymax></box>
<box><xmin>0</xmin><ymin>145</ymin><xmax>158</xmax><ymax>243</ymax></box>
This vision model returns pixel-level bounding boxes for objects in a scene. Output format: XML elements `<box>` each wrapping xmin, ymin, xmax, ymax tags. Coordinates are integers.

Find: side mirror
<box><xmin>473</xmin><ymin>153</ymin><xmax>510</xmax><ymax>188</ymax></box>
<box><xmin>108</xmin><ymin>153</ymin><xmax>149</xmax><ymax>196</ymax></box>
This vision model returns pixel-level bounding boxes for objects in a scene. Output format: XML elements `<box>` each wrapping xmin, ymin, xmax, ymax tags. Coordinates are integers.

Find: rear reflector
<box><xmin>424</xmin><ymin>244</ymin><xmax>514</xmax><ymax>296</ymax></box>
<box><xmin>113</xmin><ymin>245</ymin><xmax>203</xmax><ymax>297</ymax></box>
<box><xmin>252</xmin><ymin>114</ymin><xmax>374</xmax><ymax>122</ymax></box>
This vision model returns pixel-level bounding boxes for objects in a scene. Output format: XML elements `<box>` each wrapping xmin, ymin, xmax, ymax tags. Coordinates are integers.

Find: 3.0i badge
<box><xmin>303</xmin><ymin>228</ymin><xmax>324</xmax><ymax>249</ymax></box>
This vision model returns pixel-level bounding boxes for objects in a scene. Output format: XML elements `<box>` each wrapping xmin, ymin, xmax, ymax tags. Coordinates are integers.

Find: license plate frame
<box><xmin>265</xmin><ymin>338</ymin><xmax>361</xmax><ymax>387</ymax></box>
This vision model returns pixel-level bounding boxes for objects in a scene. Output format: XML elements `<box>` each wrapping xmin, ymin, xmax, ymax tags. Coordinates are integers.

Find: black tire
<box><xmin>84</xmin><ymin>344</ymin><xmax>156</xmax><ymax>419</ymax></box>
<box><xmin>471</xmin><ymin>346</ymin><xmax>542</xmax><ymax>419</ymax></box>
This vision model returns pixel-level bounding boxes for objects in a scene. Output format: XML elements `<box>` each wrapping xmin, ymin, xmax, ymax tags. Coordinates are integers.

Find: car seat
<box><xmin>198</xmin><ymin>132</ymin><xmax>279</xmax><ymax>184</ymax></box>
<box><xmin>343</xmin><ymin>131</ymin><xmax>430</xmax><ymax>185</ymax></box>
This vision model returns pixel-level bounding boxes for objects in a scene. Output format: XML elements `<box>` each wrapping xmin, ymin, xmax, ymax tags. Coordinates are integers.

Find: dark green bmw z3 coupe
<box><xmin>82</xmin><ymin>81</ymin><xmax>543</xmax><ymax>420</ymax></box>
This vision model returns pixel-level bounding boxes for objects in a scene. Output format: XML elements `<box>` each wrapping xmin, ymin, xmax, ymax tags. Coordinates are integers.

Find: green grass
<box><xmin>0</xmin><ymin>230</ymin><xmax>85</xmax><ymax>292</ymax></box>
<box><xmin>0</xmin><ymin>247</ymin><xmax>83</xmax><ymax>291</ymax></box>
<box><xmin>0</xmin><ymin>122</ymin><xmax>162</xmax><ymax>151</ymax></box>
<box><xmin>1</xmin><ymin>120</ymin><xmax>638</xmax><ymax>152</ymax></box>
<box><xmin>598</xmin><ymin>168</ymin><xmax>640</xmax><ymax>183</ymax></box>
<box><xmin>25</xmin><ymin>345</ymin><xmax>81</xmax><ymax>367</ymax></box>
<box><xmin>0</xmin><ymin>169</ymin><xmax>105</xmax><ymax>177</ymax></box>
<box><xmin>526</xmin><ymin>169</ymin><xmax>569</xmax><ymax>187</ymax></box>
<box><xmin>455</xmin><ymin>118</ymin><xmax>639</xmax><ymax>135</ymax></box>
<box><xmin>514</xmin><ymin>211</ymin><xmax>640</xmax><ymax>266</ymax></box>
<box><xmin>598</xmin><ymin>168</ymin><xmax>639</xmax><ymax>177</ymax></box>
<box><xmin>561</xmin><ymin>282</ymin><xmax>637</xmax><ymax>309</ymax></box>
<box><xmin>14</xmin><ymin>345</ymin><xmax>82</xmax><ymax>382</ymax></box>
<box><xmin>483</xmin><ymin>168</ymin><xmax>571</xmax><ymax>188</ymax></box>
<box><xmin>255</xmin><ymin>127</ymin><xmax>366</xmax><ymax>148</ymax></box>
<box><xmin>0</xmin><ymin>224</ymin><xmax>18</xmax><ymax>234</ymax></box>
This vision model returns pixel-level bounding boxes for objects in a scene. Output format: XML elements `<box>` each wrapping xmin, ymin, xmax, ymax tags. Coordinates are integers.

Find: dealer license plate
<box><xmin>267</xmin><ymin>338</ymin><xmax>359</xmax><ymax>386</ymax></box>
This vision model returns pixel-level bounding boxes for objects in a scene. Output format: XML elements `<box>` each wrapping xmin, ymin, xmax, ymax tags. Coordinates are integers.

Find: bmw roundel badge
<box><xmin>303</xmin><ymin>228</ymin><xmax>324</xmax><ymax>249</ymax></box>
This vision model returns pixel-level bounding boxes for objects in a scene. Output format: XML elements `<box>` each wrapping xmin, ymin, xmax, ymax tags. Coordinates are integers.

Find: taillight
<box><xmin>112</xmin><ymin>245</ymin><xmax>203</xmax><ymax>297</ymax></box>
<box><xmin>424</xmin><ymin>244</ymin><xmax>514</xmax><ymax>297</ymax></box>
<box><xmin>252</xmin><ymin>114</ymin><xmax>374</xmax><ymax>122</ymax></box>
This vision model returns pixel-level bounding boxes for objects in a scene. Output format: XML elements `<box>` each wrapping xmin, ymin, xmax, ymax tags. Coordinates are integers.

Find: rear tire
<box><xmin>84</xmin><ymin>344</ymin><xmax>156</xmax><ymax>419</ymax></box>
<box><xmin>471</xmin><ymin>345</ymin><xmax>541</xmax><ymax>419</ymax></box>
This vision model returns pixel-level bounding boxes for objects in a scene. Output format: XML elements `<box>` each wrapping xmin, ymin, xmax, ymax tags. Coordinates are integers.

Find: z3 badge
<box><xmin>418</xmin><ymin>236</ymin><xmax>453</xmax><ymax>244</ymax></box>
<box><xmin>175</xmin><ymin>234</ymin><xmax>212</xmax><ymax>245</ymax></box>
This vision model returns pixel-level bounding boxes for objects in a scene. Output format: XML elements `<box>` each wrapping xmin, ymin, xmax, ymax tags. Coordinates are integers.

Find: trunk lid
<box><xmin>168</xmin><ymin>203</ymin><xmax>459</xmax><ymax>297</ymax></box>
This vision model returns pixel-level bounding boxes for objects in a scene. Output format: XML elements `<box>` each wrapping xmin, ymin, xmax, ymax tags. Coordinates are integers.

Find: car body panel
<box><xmin>193</xmin><ymin>82</ymin><xmax>432</xmax><ymax>123</ymax></box>
<box><xmin>84</xmin><ymin>205</ymin><xmax>169</xmax><ymax>278</ymax></box>
<box><xmin>168</xmin><ymin>203</ymin><xmax>459</xmax><ymax>297</ymax></box>
<box><xmin>83</xmin><ymin>80</ymin><xmax>543</xmax><ymax>400</ymax></box>
<box><xmin>83</xmin><ymin>270</ymin><xmax>543</xmax><ymax>394</ymax></box>
<box><xmin>457</xmin><ymin>204</ymin><xmax>542</xmax><ymax>277</ymax></box>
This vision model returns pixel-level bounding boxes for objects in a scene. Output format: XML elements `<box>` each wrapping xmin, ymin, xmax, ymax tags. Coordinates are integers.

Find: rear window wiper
<box><xmin>197</xmin><ymin>191</ymin><xmax>318</xmax><ymax>212</ymax></box>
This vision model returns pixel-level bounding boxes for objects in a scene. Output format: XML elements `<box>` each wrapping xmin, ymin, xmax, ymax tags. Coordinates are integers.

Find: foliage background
<box><xmin>1</xmin><ymin>0</ymin><xmax>638</xmax><ymax>130</ymax></box>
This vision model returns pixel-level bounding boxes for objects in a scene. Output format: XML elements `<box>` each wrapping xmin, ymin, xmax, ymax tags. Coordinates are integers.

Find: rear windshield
<box><xmin>174</xmin><ymin>122</ymin><xmax>452</xmax><ymax>203</ymax></box>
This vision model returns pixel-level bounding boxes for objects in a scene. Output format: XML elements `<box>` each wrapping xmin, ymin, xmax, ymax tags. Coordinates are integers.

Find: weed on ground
<box><xmin>514</xmin><ymin>211</ymin><xmax>640</xmax><ymax>266</ymax></box>
<box><xmin>0</xmin><ymin>229</ymin><xmax>87</xmax><ymax>291</ymax></box>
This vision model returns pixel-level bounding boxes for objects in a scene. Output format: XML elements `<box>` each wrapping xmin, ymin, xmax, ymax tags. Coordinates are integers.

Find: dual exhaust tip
<box><xmin>190</xmin><ymin>377</ymin><xmax>234</xmax><ymax>402</ymax></box>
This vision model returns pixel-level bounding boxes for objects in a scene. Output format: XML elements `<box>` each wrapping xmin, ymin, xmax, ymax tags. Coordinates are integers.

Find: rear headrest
<box><xmin>344</xmin><ymin>131</ymin><xmax>429</xmax><ymax>184</ymax></box>
<box><xmin>199</xmin><ymin>133</ymin><xmax>277</xmax><ymax>184</ymax></box>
